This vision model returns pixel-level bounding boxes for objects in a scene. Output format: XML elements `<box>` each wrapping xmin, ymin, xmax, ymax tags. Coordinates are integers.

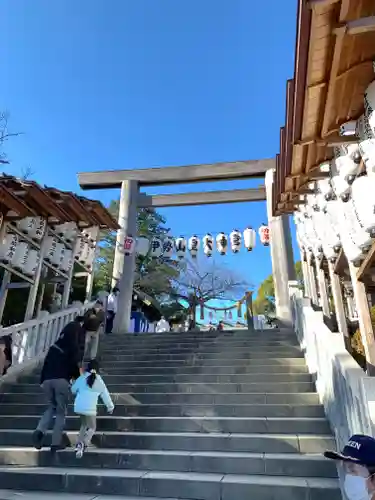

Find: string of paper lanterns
<box><xmin>134</xmin><ymin>225</ymin><xmax>269</xmax><ymax>259</ymax></box>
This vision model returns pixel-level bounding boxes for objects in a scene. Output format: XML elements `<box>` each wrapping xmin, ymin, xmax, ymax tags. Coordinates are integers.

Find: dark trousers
<box><xmin>106</xmin><ymin>311</ymin><xmax>115</xmax><ymax>333</ymax></box>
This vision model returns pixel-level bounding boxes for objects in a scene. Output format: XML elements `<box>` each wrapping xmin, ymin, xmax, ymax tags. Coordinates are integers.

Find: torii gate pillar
<box><xmin>265</xmin><ymin>169</ymin><xmax>296</xmax><ymax>326</ymax></box>
<box><xmin>113</xmin><ymin>180</ymin><xmax>139</xmax><ymax>333</ymax></box>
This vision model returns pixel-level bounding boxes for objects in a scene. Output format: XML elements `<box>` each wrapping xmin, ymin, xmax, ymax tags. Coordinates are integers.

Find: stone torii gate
<box><xmin>78</xmin><ymin>159</ymin><xmax>295</xmax><ymax>333</ymax></box>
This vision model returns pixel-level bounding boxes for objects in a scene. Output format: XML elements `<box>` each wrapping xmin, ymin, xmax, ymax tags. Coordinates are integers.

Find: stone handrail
<box><xmin>0</xmin><ymin>301</ymin><xmax>95</xmax><ymax>378</ymax></box>
<box><xmin>289</xmin><ymin>286</ymin><xmax>375</xmax><ymax>453</ymax></box>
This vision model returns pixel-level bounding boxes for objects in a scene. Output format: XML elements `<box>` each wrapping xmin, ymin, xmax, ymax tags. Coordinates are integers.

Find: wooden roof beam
<box><xmin>336</xmin><ymin>16</ymin><xmax>375</xmax><ymax>36</ymax></box>
<box><xmin>307</xmin><ymin>0</ymin><xmax>340</xmax><ymax>8</ymax></box>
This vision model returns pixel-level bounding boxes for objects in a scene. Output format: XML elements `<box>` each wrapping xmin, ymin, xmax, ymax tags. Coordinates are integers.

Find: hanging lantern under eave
<box><xmin>24</xmin><ymin>249</ymin><xmax>40</xmax><ymax>277</ymax></box>
<box><xmin>60</xmin><ymin>249</ymin><xmax>73</xmax><ymax>273</ymax></box>
<box><xmin>188</xmin><ymin>235</ymin><xmax>200</xmax><ymax>258</ymax></box>
<box><xmin>51</xmin><ymin>243</ymin><xmax>65</xmax><ymax>268</ymax></box>
<box><xmin>175</xmin><ymin>236</ymin><xmax>187</xmax><ymax>260</ymax></box>
<box><xmin>12</xmin><ymin>242</ymin><xmax>29</xmax><ymax>272</ymax></box>
<box><xmin>136</xmin><ymin>236</ymin><xmax>150</xmax><ymax>257</ymax></box>
<box><xmin>150</xmin><ymin>237</ymin><xmax>162</xmax><ymax>259</ymax></box>
<box><xmin>203</xmin><ymin>233</ymin><xmax>214</xmax><ymax>257</ymax></box>
<box><xmin>230</xmin><ymin>230</ymin><xmax>242</xmax><ymax>253</ymax></box>
<box><xmin>216</xmin><ymin>232</ymin><xmax>228</xmax><ymax>255</ymax></box>
<box><xmin>16</xmin><ymin>217</ymin><xmax>36</xmax><ymax>235</ymax></box>
<box><xmin>259</xmin><ymin>224</ymin><xmax>270</xmax><ymax>246</ymax></box>
<box><xmin>163</xmin><ymin>236</ymin><xmax>174</xmax><ymax>259</ymax></box>
<box><xmin>44</xmin><ymin>235</ymin><xmax>59</xmax><ymax>263</ymax></box>
<box><xmin>243</xmin><ymin>227</ymin><xmax>256</xmax><ymax>251</ymax></box>
<box><xmin>0</xmin><ymin>233</ymin><xmax>18</xmax><ymax>264</ymax></box>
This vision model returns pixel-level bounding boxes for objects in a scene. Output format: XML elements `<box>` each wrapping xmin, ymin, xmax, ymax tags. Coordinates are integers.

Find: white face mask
<box><xmin>344</xmin><ymin>474</ymin><xmax>371</xmax><ymax>500</ymax></box>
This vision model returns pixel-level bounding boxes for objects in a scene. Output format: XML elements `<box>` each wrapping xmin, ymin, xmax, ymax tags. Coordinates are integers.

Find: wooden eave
<box><xmin>276</xmin><ymin>0</ymin><xmax>375</xmax><ymax>215</ymax></box>
<box><xmin>0</xmin><ymin>174</ymin><xmax>117</xmax><ymax>230</ymax></box>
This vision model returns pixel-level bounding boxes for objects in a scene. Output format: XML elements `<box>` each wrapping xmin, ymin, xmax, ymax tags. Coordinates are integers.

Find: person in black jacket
<box><xmin>83</xmin><ymin>301</ymin><xmax>105</xmax><ymax>360</ymax></box>
<box><xmin>33</xmin><ymin>315</ymin><xmax>85</xmax><ymax>453</ymax></box>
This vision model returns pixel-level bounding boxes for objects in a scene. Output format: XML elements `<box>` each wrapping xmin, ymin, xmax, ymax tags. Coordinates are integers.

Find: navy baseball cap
<box><xmin>324</xmin><ymin>434</ymin><xmax>375</xmax><ymax>466</ymax></box>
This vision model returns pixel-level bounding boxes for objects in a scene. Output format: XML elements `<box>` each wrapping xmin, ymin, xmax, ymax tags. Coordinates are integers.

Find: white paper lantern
<box><xmin>243</xmin><ymin>227</ymin><xmax>256</xmax><ymax>251</ymax></box>
<box><xmin>85</xmin><ymin>247</ymin><xmax>96</xmax><ymax>269</ymax></box>
<box><xmin>230</xmin><ymin>230</ymin><xmax>242</xmax><ymax>253</ymax></box>
<box><xmin>12</xmin><ymin>242</ymin><xmax>29</xmax><ymax>271</ymax></box>
<box><xmin>188</xmin><ymin>235</ymin><xmax>200</xmax><ymax>258</ymax></box>
<box><xmin>60</xmin><ymin>249</ymin><xmax>73</xmax><ymax>272</ymax></box>
<box><xmin>0</xmin><ymin>233</ymin><xmax>18</xmax><ymax>264</ymax></box>
<box><xmin>175</xmin><ymin>237</ymin><xmax>187</xmax><ymax>260</ymax></box>
<box><xmin>79</xmin><ymin>243</ymin><xmax>91</xmax><ymax>264</ymax></box>
<box><xmin>259</xmin><ymin>224</ymin><xmax>270</xmax><ymax>246</ymax></box>
<box><xmin>216</xmin><ymin>232</ymin><xmax>228</xmax><ymax>255</ymax></box>
<box><xmin>81</xmin><ymin>226</ymin><xmax>99</xmax><ymax>244</ymax></box>
<box><xmin>136</xmin><ymin>236</ymin><xmax>150</xmax><ymax>256</ymax></box>
<box><xmin>51</xmin><ymin>243</ymin><xmax>64</xmax><ymax>267</ymax></box>
<box><xmin>163</xmin><ymin>236</ymin><xmax>174</xmax><ymax>259</ymax></box>
<box><xmin>16</xmin><ymin>217</ymin><xmax>36</xmax><ymax>235</ymax></box>
<box><xmin>74</xmin><ymin>237</ymin><xmax>85</xmax><ymax>261</ymax></box>
<box><xmin>203</xmin><ymin>234</ymin><xmax>214</xmax><ymax>257</ymax></box>
<box><xmin>150</xmin><ymin>237</ymin><xmax>162</xmax><ymax>259</ymax></box>
<box><xmin>32</xmin><ymin>217</ymin><xmax>47</xmax><ymax>241</ymax></box>
<box><xmin>24</xmin><ymin>249</ymin><xmax>40</xmax><ymax>277</ymax></box>
<box><xmin>53</xmin><ymin>222</ymin><xmax>78</xmax><ymax>243</ymax></box>
<box><xmin>44</xmin><ymin>235</ymin><xmax>59</xmax><ymax>263</ymax></box>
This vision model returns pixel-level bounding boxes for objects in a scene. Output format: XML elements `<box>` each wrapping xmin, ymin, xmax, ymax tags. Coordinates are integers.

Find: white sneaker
<box><xmin>75</xmin><ymin>442</ymin><xmax>84</xmax><ymax>459</ymax></box>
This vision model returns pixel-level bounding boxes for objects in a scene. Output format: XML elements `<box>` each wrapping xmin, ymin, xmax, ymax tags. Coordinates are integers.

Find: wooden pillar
<box><xmin>316</xmin><ymin>257</ymin><xmax>330</xmax><ymax>317</ymax></box>
<box><xmin>348</xmin><ymin>263</ymin><xmax>375</xmax><ymax>375</ymax></box>
<box><xmin>328</xmin><ymin>261</ymin><xmax>349</xmax><ymax>339</ymax></box>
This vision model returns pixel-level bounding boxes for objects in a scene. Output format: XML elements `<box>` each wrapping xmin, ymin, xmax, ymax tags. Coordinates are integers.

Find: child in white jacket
<box><xmin>71</xmin><ymin>359</ymin><xmax>114</xmax><ymax>458</ymax></box>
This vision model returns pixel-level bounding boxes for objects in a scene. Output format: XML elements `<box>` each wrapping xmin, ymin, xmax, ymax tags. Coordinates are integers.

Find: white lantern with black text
<box><xmin>12</xmin><ymin>242</ymin><xmax>29</xmax><ymax>272</ymax></box>
<box><xmin>85</xmin><ymin>247</ymin><xmax>96</xmax><ymax>270</ymax></box>
<box><xmin>151</xmin><ymin>237</ymin><xmax>162</xmax><ymax>259</ymax></box>
<box><xmin>163</xmin><ymin>236</ymin><xmax>174</xmax><ymax>259</ymax></box>
<box><xmin>175</xmin><ymin>237</ymin><xmax>187</xmax><ymax>260</ymax></box>
<box><xmin>230</xmin><ymin>230</ymin><xmax>241</xmax><ymax>253</ymax></box>
<box><xmin>0</xmin><ymin>233</ymin><xmax>18</xmax><ymax>264</ymax></box>
<box><xmin>54</xmin><ymin>222</ymin><xmax>78</xmax><ymax>243</ymax></box>
<box><xmin>82</xmin><ymin>226</ymin><xmax>99</xmax><ymax>244</ymax></box>
<box><xmin>136</xmin><ymin>236</ymin><xmax>150</xmax><ymax>257</ymax></box>
<box><xmin>243</xmin><ymin>227</ymin><xmax>256</xmax><ymax>251</ymax></box>
<box><xmin>203</xmin><ymin>233</ymin><xmax>214</xmax><ymax>257</ymax></box>
<box><xmin>259</xmin><ymin>224</ymin><xmax>270</xmax><ymax>246</ymax></box>
<box><xmin>44</xmin><ymin>235</ymin><xmax>59</xmax><ymax>263</ymax></box>
<box><xmin>16</xmin><ymin>217</ymin><xmax>36</xmax><ymax>235</ymax></box>
<box><xmin>24</xmin><ymin>249</ymin><xmax>40</xmax><ymax>277</ymax></box>
<box><xmin>52</xmin><ymin>243</ymin><xmax>65</xmax><ymax>267</ymax></box>
<box><xmin>74</xmin><ymin>237</ymin><xmax>85</xmax><ymax>261</ymax></box>
<box><xmin>216</xmin><ymin>232</ymin><xmax>228</xmax><ymax>255</ymax></box>
<box><xmin>60</xmin><ymin>249</ymin><xmax>73</xmax><ymax>273</ymax></box>
<box><xmin>188</xmin><ymin>235</ymin><xmax>200</xmax><ymax>258</ymax></box>
<box><xmin>32</xmin><ymin>217</ymin><xmax>47</xmax><ymax>241</ymax></box>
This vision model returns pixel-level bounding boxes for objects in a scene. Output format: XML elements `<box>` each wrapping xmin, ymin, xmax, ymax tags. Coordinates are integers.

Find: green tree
<box><xmin>252</xmin><ymin>261</ymin><xmax>303</xmax><ymax>315</ymax></box>
<box><xmin>93</xmin><ymin>200</ymin><xmax>180</xmax><ymax>299</ymax></box>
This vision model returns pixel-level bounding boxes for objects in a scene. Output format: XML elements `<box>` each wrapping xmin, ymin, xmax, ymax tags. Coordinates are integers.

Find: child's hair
<box><xmin>86</xmin><ymin>359</ymin><xmax>100</xmax><ymax>388</ymax></box>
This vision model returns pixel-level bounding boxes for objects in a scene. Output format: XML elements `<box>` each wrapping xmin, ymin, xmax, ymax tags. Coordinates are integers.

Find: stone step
<box><xmin>0</xmin><ymin>466</ymin><xmax>341</xmax><ymax>499</ymax></box>
<box><xmin>0</xmin><ymin>430</ymin><xmax>335</xmax><ymax>453</ymax></box>
<box><xmin>19</xmin><ymin>372</ymin><xmax>312</xmax><ymax>385</ymax></box>
<box><xmin>100</xmin><ymin>340</ymin><xmax>300</xmax><ymax>351</ymax></box>
<box><xmin>0</xmin><ymin>392</ymin><xmax>321</xmax><ymax>405</ymax></box>
<box><xmin>8</xmin><ymin>381</ymin><xmax>315</xmax><ymax>394</ymax></box>
<box><xmin>100</xmin><ymin>344</ymin><xmax>301</xmax><ymax>355</ymax></box>
<box><xmin>74</xmin><ymin>363</ymin><xmax>310</xmax><ymax>375</ymax></box>
<box><xmin>0</xmin><ymin>447</ymin><xmax>338</xmax><ymax>478</ymax></box>
<box><xmin>99</xmin><ymin>357</ymin><xmax>306</xmax><ymax>369</ymax></box>
<box><xmin>0</xmin><ymin>403</ymin><xmax>326</xmax><ymax>418</ymax></box>
<box><xmin>0</xmin><ymin>416</ymin><xmax>331</xmax><ymax>434</ymax></box>
<box><xmin>102</xmin><ymin>350</ymin><xmax>304</xmax><ymax>362</ymax></box>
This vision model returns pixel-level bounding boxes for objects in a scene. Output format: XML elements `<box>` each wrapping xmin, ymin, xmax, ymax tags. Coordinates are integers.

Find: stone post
<box><xmin>113</xmin><ymin>180</ymin><xmax>139</xmax><ymax>333</ymax></box>
<box><xmin>265</xmin><ymin>169</ymin><xmax>296</xmax><ymax>326</ymax></box>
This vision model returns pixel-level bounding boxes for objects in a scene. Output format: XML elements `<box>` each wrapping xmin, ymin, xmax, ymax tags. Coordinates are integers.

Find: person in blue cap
<box><xmin>325</xmin><ymin>434</ymin><xmax>375</xmax><ymax>500</ymax></box>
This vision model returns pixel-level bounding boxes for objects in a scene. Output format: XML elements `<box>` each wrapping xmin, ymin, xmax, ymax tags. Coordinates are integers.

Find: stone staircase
<box><xmin>0</xmin><ymin>329</ymin><xmax>340</xmax><ymax>500</ymax></box>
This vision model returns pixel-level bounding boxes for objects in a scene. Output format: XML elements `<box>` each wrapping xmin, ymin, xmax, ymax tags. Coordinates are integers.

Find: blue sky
<box><xmin>0</xmin><ymin>0</ymin><xmax>299</xmax><ymax>291</ymax></box>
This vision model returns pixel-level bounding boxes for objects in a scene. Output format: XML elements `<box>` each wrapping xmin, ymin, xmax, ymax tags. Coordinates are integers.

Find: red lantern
<box><xmin>259</xmin><ymin>224</ymin><xmax>270</xmax><ymax>246</ymax></box>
